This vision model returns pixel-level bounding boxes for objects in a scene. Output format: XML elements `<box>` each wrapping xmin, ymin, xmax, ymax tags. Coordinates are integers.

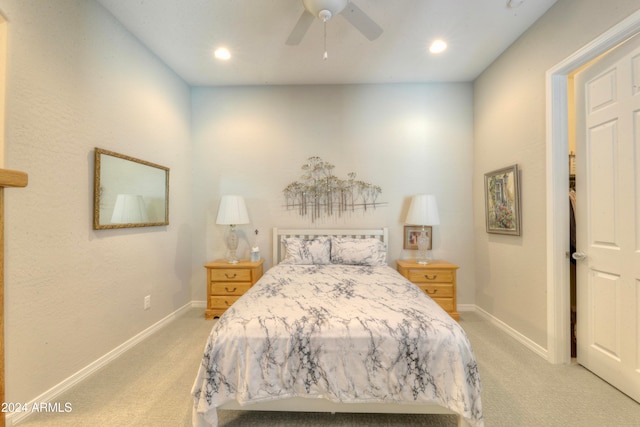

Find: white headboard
<box><xmin>272</xmin><ymin>227</ymin><xmax>389</xmax><ymax>265</ymax></box>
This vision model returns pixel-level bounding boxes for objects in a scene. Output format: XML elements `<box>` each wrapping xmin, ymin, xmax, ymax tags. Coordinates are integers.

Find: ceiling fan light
<box><xmin>287</xmin><ymin>0</ymin><xmax>383</xmax><ymax>47</ymax></box>
<box><xmin>302</xmin><ymin>0</ymin><xmax>348</xmax><ymax>17</ymax></box>
<box><xmin>318</xmin><ymin>9</ymin><xmax>332</xmax><ymax>22</ymax></box>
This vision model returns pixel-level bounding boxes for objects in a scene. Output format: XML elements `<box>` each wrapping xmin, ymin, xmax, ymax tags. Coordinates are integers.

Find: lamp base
<box><xmin>416</xmin><ymin>229</ymin><xmax>432</xmax><ymax>265</ymax></box>
<box><xmin>225</xmin><ymin>225</ymin><xmax>240</xmax><ymax>264</ymax></box>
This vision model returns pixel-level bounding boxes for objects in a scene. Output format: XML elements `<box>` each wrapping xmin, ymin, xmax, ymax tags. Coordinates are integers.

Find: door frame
<box><xmin>545</xmin><ymin>9</ymin><xmax>640</xmax><ymax>364</ymax></box>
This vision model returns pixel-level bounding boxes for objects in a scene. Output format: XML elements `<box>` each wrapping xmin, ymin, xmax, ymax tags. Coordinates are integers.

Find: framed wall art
<box><xmin>484</xmin><ymin>164</ymin><xmax>521</xmax><ymax>236</ymax></box>
<box><xmin>403</xmin><ymin>225</ymin><xmax>432</xmax><ymax>250</ymax></box>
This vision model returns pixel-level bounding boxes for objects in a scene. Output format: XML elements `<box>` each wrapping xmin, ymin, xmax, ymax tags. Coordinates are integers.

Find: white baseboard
<box><xmin>7</xmin><ymin>301</ymin><xmax>199</xmax><ymax>426</ymax></box>
<box><xmin>470</xmin><ymin>305</ymin><xmax>549</xmax><ymax>361</ymax></box>
<box><xmin>457</xmin><ymin>303</ymin><xmax>476</xmax><ymax>312</ymax></box>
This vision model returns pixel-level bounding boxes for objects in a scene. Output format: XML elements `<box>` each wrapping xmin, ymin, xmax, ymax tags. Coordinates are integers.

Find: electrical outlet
<box><xmin>144</xmin><ymin>295</ymin><xmax>151</xmax><ymax>310</ymax></box>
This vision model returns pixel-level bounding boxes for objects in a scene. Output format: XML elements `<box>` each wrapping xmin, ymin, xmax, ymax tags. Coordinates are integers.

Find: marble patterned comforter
<box><xmin>191</xmin><ymin>264</ymin><xmax>483</xmax><ymax>427</ymax></box>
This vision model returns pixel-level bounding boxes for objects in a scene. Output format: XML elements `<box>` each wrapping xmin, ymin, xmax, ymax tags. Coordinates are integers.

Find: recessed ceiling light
<box><xmin>429</xmin><ymin>39</ymin><xmax>447</xmax><ymax>54</ymax></box>
<box><xmin>214</xmin><ymin>47</ymin><xmax>231</xmax><ymax>60</ymax></box>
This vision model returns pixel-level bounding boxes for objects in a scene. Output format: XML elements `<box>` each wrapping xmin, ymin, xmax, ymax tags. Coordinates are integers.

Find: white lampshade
<box><xmin>405</xmin><ymin>194</ymin><xmax>440</xmax><ymax>225</ymax></box>
<box><xmin>111</xmin><ymin>194</ymin><xmax>149</xmax><ymax>224</ymax></box>
<box><xmin>216</xmin><ymin>195</ymin><xmax>250</xmax><ymax>225</ymax></box>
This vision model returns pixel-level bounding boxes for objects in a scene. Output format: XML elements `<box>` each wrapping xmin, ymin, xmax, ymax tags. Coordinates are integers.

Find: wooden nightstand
<box><xmin>396</xmin><ymin>259</ymin><xmax>460</xmax><ymax>321</ymax></box>
<box><xmin>204</xmin><ymin>259</ymin><xmax>264</xmax><ymax>319</ymax></box>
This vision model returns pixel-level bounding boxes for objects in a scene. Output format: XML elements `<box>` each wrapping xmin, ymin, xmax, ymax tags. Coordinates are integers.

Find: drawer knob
<box><xmin>424</xmin><ymin>274</ymin><xmax>437</xmax><ymax>280</ymax></box>
<box><xmin>425</xmin><ymin>289</ymin><xmax>437</xmax><ymax>295</ymax></box>
<box><xmin>225</xmin><ymin>300</ymin><xmax>231</xmax><ymax>306</ymax></box>
<box><xmin>225</xmin><ymin>287</ymin><xmax>237</xmax><ymax>293</ymax></box>
<box><xmin>225</xmin><ymin>273</ymin><xmax>237</xmax><ymax>279</ymax></box>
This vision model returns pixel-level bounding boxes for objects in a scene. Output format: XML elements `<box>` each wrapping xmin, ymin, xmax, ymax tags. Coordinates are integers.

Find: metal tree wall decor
<box><xmin>283</xmin><ymin>156</ymin><xmax>386</xmax><ymax>222</ymax></box>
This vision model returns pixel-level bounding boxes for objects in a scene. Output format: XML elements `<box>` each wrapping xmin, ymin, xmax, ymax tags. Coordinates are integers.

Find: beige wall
<box><xmin>190</xmin><ymin>83</ymin><xmax>476</xmax><ymax>303</ymax></box>
<box><xmin>473</xmin><ymin>0</ymin><xmax>640</xmax><ymax>348</ymax></box>
<box><xmin>2</xmin><ymin>0</ymin><xmax>192</xmax><ymax>404</ymax></box>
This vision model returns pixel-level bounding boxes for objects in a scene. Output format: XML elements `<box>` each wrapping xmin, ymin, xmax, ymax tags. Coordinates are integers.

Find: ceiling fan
<box><xmin>286</xmin><ymin>0</ymin><xmax>383</xmax><ymax>46</ymax></box>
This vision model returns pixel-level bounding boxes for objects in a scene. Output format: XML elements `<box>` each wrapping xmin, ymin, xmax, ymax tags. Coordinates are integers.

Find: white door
<box><xmin>574</xmin><ymin>33</ymin><xmax>640</xmax><ymax>402</ymax></box>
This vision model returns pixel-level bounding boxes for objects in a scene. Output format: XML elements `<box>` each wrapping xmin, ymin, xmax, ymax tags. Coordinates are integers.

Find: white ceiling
<box><xmin>95</xmin><ymin>0</ymin><xmax>558</xmax><ymax>86</ymax></box>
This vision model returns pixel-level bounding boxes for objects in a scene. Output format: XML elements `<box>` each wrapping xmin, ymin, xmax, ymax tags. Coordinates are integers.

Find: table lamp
<box><xmin>216</xmin><ymin>195</ymin><xmax>250</xmax><ymax>264</ymax></box>
<box><xmin>405</xmin><ymin>194</ymin><xmax>440</xmax><ymax>264</ymax></box>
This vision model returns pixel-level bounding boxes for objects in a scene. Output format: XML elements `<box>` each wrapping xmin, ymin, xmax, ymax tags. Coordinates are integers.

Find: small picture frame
<box><xmin>403</xmin><ymin>225</ymin><xmax>432</xmax><ymax>250</ymax></box>
<box><xmin>484</xmin><ymin>164</ymin><xmax>521</xmax><ymax>235</ymax></box>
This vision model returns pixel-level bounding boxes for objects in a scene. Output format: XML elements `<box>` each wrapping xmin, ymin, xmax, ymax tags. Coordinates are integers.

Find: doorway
<box><xmin>546</xmin><ymin>10</ymin><xmax>640</xmax><ymax>366</ymax></box>
<box><xmin>573</xmin><ymin>32</ymin><xmax>640</xmax><ymax>402</ymax></box>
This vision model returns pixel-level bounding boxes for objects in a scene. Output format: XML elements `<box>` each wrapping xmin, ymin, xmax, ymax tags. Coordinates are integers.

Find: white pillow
<box><xmin>330</xmin><ymin>237</ymin><xmax>387</xmax><ymax>266</ymax></box>
<box><xmin>280</xmin><ymin>237</ymin><xmax>331</xmax><ymax>265</ymax></box>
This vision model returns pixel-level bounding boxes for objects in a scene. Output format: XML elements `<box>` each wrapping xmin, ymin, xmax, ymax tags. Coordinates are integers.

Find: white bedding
<box><xmin>191</xmin><ymin>263</ymin><xmax>484</xmax><ymax>427</ymax></box>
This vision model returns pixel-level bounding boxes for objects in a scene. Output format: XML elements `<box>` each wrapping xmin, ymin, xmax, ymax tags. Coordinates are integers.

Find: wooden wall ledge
<box><xmin>0</xmin><ymin>168</ymin><xmax>28</xmax><ymax>188</ymax></box>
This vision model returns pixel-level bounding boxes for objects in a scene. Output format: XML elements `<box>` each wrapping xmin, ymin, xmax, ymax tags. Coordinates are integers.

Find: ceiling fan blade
<box><xmin>286</xmin><ymin>11</ymin><xmax>315</xmax><ymax>45</ymax></box>
<box><xmin>341</xmin><ymin>2</ymin><xmax>383</xmax><ymax>41</ymax></box>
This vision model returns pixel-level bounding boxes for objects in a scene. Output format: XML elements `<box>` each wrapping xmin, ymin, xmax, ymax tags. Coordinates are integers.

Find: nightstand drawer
<box><xmin>205</xmin><ymin>259</ymin><xmax>264</xmax><ymax>319</ymax></box>
<box><xmin>407</xmin><ymin>269</ymin><xmax>454</xmax><ymax>284</ymax></box>
<box><xmin>417</xmin><ymin>283</ymin><xmax>454</xmax><ymax>298</ymax></box>
<box><xmin>210</xmin><ymin>269</ymin><xmax>252</xmax><ymax>282</ymax></box>
<box><xmin>210</xmin><ymin>282</ymin><xmax>252</xmax><ymax>295</ymax></box>
<box><xmin>209</xmin><ymin>295</ymin><xmax>241</xmax><ymax>310</ymax></box>
<box><xmin>396</xmin><ymin>259</ymin><xmax>459</xmax><ymax>321</ymax></box>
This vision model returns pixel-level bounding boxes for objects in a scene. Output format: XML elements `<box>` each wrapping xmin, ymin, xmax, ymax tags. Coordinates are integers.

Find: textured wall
<box><xmin>190</xmin><ymin>83</ymin><xmax>475</xmax><ymax>303</ymax></box>
<box><xmin>473</xmin><ymin>0</ymin><xmax>640</xmax><ymax>348</ymax></box>
<box><xmin>2</xmin><ymin>0</ymin><xmax>192</xmax><ymax>403</ymax></box>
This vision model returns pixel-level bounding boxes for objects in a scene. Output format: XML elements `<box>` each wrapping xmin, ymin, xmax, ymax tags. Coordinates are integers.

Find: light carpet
<box><xmin>16</xmin><ymin>309</ymin><xmax>640</xmax><ymax>426</ymax></box>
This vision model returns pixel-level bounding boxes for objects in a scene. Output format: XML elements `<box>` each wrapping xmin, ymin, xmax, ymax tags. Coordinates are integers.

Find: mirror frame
<box><xmin>93</xmin><ymin>148</ymin><xmax>170</xmax><ymax>230</ymax></box>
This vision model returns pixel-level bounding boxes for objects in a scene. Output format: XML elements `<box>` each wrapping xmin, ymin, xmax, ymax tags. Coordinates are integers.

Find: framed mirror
<box><xmin>93</xmin><ymin>148</ymin><xmax>169</xmax><ymax>229</ymax></box>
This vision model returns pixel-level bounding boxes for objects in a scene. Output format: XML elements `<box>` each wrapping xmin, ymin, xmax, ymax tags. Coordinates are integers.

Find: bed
<box><xmin>191</xmin><ymin>228</ymin><xmax>483</xmax><ymax>427</ymax></box>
